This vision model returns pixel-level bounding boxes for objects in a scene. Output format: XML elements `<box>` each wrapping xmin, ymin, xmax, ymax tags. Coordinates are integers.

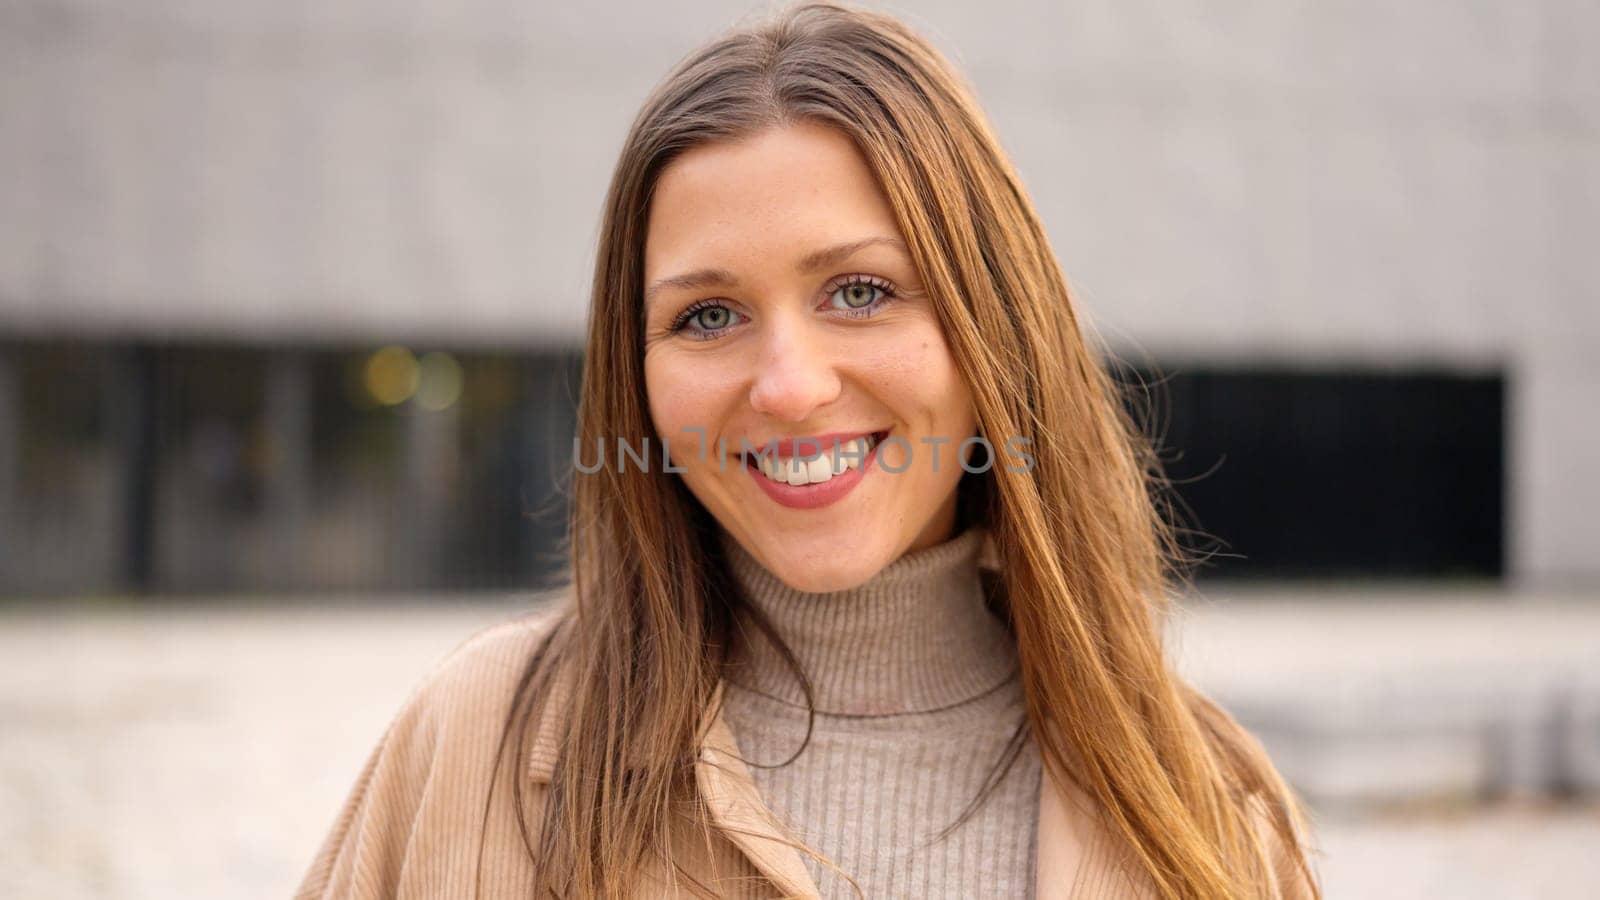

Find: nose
<box><xmin>748</xmin><ymin>315</ymin><xmax>842</xmax><ymax>422</ymax></box>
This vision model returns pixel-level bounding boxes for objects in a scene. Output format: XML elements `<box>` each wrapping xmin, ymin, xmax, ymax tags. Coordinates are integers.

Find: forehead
<box><xmin>643</xmin><ymin>121</ymin><xmax>902</xmax><ymax>276</ymax></box>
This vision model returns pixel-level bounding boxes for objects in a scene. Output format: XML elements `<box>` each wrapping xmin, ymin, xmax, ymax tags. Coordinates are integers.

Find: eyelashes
<box><xmin>669</xmin><ymin>299</ymin><xmax>737</xmax><ymax>336</ymax></box>
<box><xmin>825</xmin><ymin>275</ymin><xmax>896</xmax><ymax>316</ymax></box>
<box><xmin>667</xmin><ymin>274</ymin><xmax>899</xmax><ymax>339</ymax></box>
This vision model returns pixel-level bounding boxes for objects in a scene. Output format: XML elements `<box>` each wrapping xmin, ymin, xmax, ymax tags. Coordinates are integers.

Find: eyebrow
<box><xmin>643</xmin><ymin>236</ymin><xmax>906</xmax><ymax>308</ymax></box>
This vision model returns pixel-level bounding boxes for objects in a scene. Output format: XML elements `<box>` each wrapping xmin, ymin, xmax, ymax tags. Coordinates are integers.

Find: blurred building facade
<box><xmin>0</xmin><ymin>1</ymin><xmax>1594</xmax><ymax>595</ymax></box>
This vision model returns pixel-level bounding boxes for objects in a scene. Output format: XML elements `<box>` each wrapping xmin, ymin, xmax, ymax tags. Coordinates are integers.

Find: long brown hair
<box><xmin>492</xmin><ymin>3</ymin><xmax>1320</xmax><ymax>897</ymax></box>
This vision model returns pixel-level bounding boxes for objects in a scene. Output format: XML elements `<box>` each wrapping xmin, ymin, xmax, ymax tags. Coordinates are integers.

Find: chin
<box><xmin>778</xmin><ymin>570</ymin><xmax>859</xmax><ymax>594</ymax></box>
<box><xmin>766</xmin><ymin>550</ymin><xmax>885</xmax><ymax>594</ymax></box>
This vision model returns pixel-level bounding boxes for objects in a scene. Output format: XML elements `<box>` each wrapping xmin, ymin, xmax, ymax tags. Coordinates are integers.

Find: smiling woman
<box><xmin>643</xmin><ymin>122</ymin><xmax>981</xmax><ymax>590</ymax></box>
<box><xmin>296</xmin><ymin>3</ymin><xmax>1321</xmax><ymax>899</ymax></box>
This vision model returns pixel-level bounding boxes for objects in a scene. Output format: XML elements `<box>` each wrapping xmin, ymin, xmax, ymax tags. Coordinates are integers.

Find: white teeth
<box><xmin>752</xmin><ymin>433</ymin><xmax>883</xmax><ymax>486</ymax></box>
<box><xmin>839</xmin><ymin>438</ymin><xmax>862</xmax><ymax>471</ymax></box>
<box><xmin>805</xmin><ymin>456</ymin><xmax>830</xmax><ymax>483</ymax></box>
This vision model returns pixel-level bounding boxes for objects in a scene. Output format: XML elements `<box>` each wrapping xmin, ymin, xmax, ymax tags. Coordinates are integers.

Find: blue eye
<box><xmin>666</xmin><ymin>274</ymin><xmax>897</xmax><ymax>340</ymax></box>
<box><xmin>827</xmin><ymin>276</ymin><xmax>896</xmax><ymax>316</ymax></box>
<box><xmin>670</xmin><ymin>301</ymin><xmax>741</xmax><ymax>338</ymax></box>
<box><xmin>691</xmin><ymin>305</ymin><xmax>733</xmax><ymax>330</ymax></box>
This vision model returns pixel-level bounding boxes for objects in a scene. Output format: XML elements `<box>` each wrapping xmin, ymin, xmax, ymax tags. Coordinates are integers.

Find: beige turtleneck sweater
<box><xmin>297</xmin><ymin>518</ymin><xmax>1316</xmax><ymax>899</ymax></box>
<box><xmin>716</xmin><ymin>524</ymin><xmax>1041</xmax><ymax>899</ymax></box>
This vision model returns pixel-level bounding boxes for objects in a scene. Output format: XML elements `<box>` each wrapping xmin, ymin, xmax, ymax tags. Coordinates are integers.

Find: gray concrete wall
<box><xmin>1</xmin><ymin>1</ymin><xmax>1595</xmax><ymax>579</ymax></box>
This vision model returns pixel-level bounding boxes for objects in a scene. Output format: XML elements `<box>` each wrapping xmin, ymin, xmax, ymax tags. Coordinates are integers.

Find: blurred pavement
<box><xmin>2</xmin><ymin>586</ymin><xmax>1597</xmax><ymax>899</ymax></box>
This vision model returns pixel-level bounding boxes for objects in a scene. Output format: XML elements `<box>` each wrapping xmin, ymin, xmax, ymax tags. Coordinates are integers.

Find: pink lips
<box><xmin>741</xmin><ymin>430</ymin><xmax>885</xmax><ymax>510</ymax></box>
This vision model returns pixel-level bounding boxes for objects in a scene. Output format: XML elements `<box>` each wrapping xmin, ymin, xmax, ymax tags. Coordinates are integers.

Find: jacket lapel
<box><xmin>1036</xmin><ymin>764</ymin><xmax>1084</xmax><ymax>899</ymax></box>
<box><xmin>527</xmin><ymin>654</ymin><xmax>1147</xmax><ymax>899</ymax></box>
<box><xmin>1038</xmin><ymin>767</ymin><xmax>1159</xmax><ymax>899</ymax></box>
<box><xmin>525</xmin><ymin>658</ymin><xmax>572</xmax><ymax>784</ymax></box>
<box><xmin>691</xmin><ymin>697</ymin><xmax>1154</xmax><ymax>900</ymax></box>
<box><xmin>528</xmin><ymin>669</ymin><xmax>821</xmax><ymax>897</ymax></box>
<box><xmin>695</xmin><ymin>683</ymin><xmax>823</xmax><ymax>898</ymax></box>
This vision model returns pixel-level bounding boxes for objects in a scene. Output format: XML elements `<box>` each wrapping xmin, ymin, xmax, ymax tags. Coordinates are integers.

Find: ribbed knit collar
<box><xmin>716</xmin><ymin>524</ymin><xmax>1019</xmax><ymax>716</ymax></box>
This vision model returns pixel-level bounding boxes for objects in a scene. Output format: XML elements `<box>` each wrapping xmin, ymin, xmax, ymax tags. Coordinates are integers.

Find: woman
<box><xmin>297</xmin><ymin>3</ymin><xmax>1320</xmax><ymax>898</ymax></box>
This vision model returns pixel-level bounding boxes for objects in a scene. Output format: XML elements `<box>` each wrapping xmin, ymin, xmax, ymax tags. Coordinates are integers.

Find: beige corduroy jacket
<box><xmin>295</xmin><ymin>607</ymin><xmax>1313</xmax><ymax>899</ymax></box>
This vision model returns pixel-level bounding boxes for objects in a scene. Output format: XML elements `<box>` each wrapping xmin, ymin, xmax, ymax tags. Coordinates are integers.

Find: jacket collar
<box><xmin>692</xmin><ymin>681</ymin><xmax>830</xmax><ymax>897</ymax></box>
<box><xmin>524</xmin><ymin>657</ymin><xmax>568</xmax><ymax>785</ymax></box>
<box><xmin>527</xmin><ymin>667</ymin><xmax>816</xmax><ymax>894</ymax></box>
<box><xmin>525</xmin><ymin>530</ymin><xmax>1154</xmax><ymax>897</ymax></box>
<box><xmin>526</xmin><ymin>658</ymin><xmax>1151</xmax><ymax>898</ymax></box>
<box><xmin>528</xmin><ymin>530</ymin><xmax>1004</xmax><ymax>785</ymax></box>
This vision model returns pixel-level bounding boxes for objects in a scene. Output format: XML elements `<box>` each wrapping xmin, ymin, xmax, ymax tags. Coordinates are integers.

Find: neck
<box><xmin>716</xmin><ymin>524</ymin><xmax>1017</xmax><ymax>716</ymax></box>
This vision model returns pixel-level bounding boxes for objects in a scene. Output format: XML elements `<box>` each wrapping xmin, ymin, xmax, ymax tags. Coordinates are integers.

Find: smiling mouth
<box><xmin>743</xmin><ymin>430</ymin><xmax>889</xmax><ymax>486</ymax></box>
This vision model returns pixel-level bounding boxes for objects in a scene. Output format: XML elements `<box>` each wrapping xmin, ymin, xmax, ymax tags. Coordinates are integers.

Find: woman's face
<box><xmin>642</xmin><ymin>121</ymin><xmax>978</xmax><ymax>592</ymax></box>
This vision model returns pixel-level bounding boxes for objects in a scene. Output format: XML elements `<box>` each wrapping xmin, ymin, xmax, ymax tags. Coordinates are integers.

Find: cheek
<box><xmin>645</xmin><ymin>350</ymin><xmax>735</xmax><ymax>461</ymax></box>
<box><xmin>644</xmin><ymin>354</ymin><xmax>692</xmax><ymax>438</ymax></box>
<box><xmin>856</xmin><ymin>323</ymin><xmax>972</xmax><ymax>430</ymax></box>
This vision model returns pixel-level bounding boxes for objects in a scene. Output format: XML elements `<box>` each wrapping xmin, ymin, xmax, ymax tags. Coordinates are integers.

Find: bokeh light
<box><xmin>363</xmin><ymin>346</ymin><xmax>420</xmax><ymax>406</ymax></box>
<box><xmin>415</xmin><ymin>352</ymin><xmax>464</xmax><ymax>411</ymax></box>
